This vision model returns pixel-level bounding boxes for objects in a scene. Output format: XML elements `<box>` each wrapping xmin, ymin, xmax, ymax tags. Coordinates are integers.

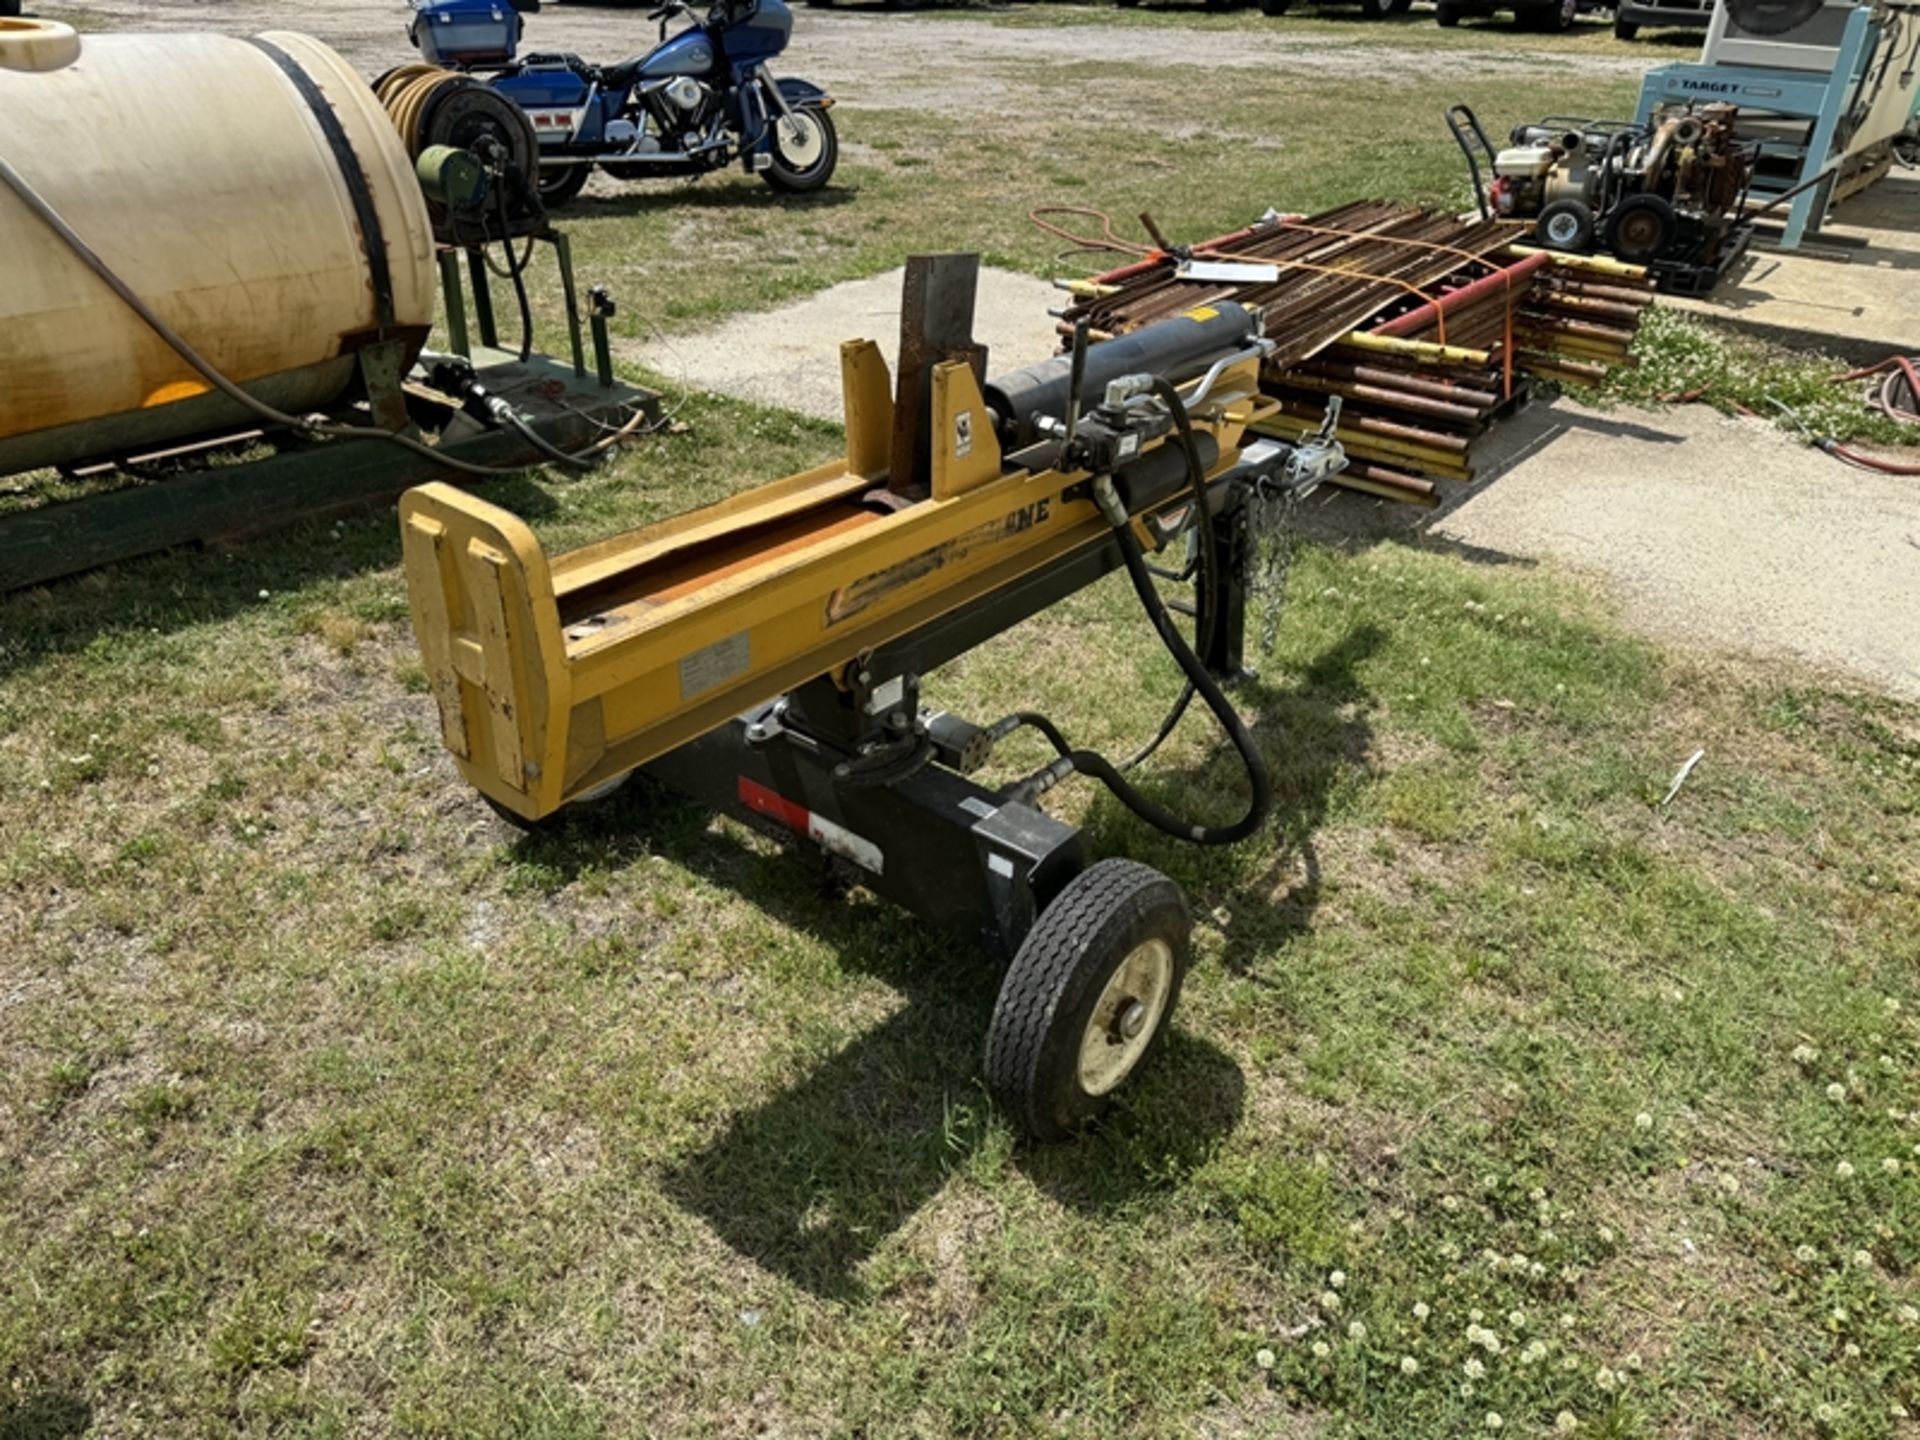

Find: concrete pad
<box><xmin>630</xmin><ymin>266</ymin><xmax>1063</xmax><ymax>422</ymax></box>
<box><xmin>1421</xmin><ymin>398</ymin><xmax>1920</xmax><ymax>700</ymax></box>
<box><xmin>1674</xmin><ymin>169</ymin><xmax>1920</xmax><ymax>364</ymax></box>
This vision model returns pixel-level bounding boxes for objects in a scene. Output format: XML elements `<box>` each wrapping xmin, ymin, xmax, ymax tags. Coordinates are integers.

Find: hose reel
<box><xmin>373</xmin><ymin>63</ymin><xmax>540</xmax><ymax>233</ymax></box>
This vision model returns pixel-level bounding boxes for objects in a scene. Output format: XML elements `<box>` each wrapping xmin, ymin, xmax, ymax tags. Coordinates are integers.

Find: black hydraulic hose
<box><xmin>1008</xmin><ymin>378</ymin><xmax>1270</xmax><ymax>846</ymax></box>
<box><xmin>0</xmin><ymin>150</ymin><xmax>593</xmax><ymax>479</ymax></box>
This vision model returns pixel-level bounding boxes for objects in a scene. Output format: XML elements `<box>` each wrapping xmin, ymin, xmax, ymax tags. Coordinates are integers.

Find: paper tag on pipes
<box><xmin>737</xmin><ymin>777</ymin><xmax>885</xmax><ymax>874</ymax></box>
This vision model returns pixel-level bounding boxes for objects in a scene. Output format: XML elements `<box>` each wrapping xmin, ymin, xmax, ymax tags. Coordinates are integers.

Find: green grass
<box><xmin>3</xmin><ymin>382</ymin><xmax>1917</xmax><ymax>1437</ymax></box>
<box><xmin>4</xmin><ymin>10</ymin><xmax>1919</xmax><ymax>1439</ymax></box>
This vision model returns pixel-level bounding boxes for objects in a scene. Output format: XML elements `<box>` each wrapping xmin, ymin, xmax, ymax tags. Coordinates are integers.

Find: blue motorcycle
<box><xmin>408</xmin><ymin>0</ymin><xmax>837</xmax><ymax>207</ymax></box>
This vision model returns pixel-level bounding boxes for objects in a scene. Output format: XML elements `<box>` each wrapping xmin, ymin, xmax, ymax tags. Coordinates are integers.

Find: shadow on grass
<box><xmin>0</xmin><ymin>474</ymin><xmax>561</xmax><ymax>679</ymax></box>
<box><xmin>504</xmin><ymin>755</ymin><xmax>1257</xmax><ymax>1295</ymax></box>
<box><xmin>564</xmin><ymin>180</ymin><xmax>860</xmax><ymax>222</ymax></box>
<box><xmin>0</xmin><ymin>1392</ymin><xmax>91</xmax><ymax>1440</ymax></box>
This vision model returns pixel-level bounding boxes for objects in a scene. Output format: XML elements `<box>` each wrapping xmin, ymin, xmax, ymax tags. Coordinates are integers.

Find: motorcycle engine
<box><xmin>661</xmin><ymin>76</ymin><xmax>705</xmax><ymax>112</ymax></box>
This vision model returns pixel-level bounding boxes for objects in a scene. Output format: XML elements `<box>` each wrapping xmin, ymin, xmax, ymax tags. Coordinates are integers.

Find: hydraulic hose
<box><xmin>0</xmin><ymin>150</ymin><xmax>602</xmax><ymax>480</ymax></box>
<box><xmin>1009</xmin><ymin>377</ymin><xmax>1271</xmax><ymax>846</ymax></box>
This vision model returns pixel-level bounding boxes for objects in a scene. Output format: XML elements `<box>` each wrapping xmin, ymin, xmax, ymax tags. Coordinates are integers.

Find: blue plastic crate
<box><xmin>411</xmin><ymin>0</ymin><xmax>521</xmax><ymax>66</ymax></box>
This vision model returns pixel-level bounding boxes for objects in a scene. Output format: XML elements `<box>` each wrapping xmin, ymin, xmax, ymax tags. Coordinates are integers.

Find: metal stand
<box><xmin>1636</xmin><ymin>4</ymin><xmax>1877</xmax><ymax>251</ymax></box>
<box><xmin>437</xmin><ymin>226</ymin><xmax>591</xmax><ymax>380</ymax></box>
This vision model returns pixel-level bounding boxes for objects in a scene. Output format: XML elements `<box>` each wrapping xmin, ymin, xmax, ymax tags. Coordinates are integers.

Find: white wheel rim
<box><xmin>1077</xmin><ymin>937</ymin><xmax>1174</xmax><ymax>1097</ymax></box>
<box><xmin>1547</xmin><ymin>213</ymin><xmax>1580</xmax><ymax>246</ymax></box>
<box><xmin>775</xmin><ymin>112</ymin><xmax>825</xmax><ymax>170</ymax></box>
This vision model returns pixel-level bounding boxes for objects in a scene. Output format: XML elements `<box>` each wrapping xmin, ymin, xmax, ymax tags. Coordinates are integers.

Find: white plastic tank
<box><xmin>0</xmin><ymin>21</ymin><xmax>437</xmax><ymax>473</ymax></box>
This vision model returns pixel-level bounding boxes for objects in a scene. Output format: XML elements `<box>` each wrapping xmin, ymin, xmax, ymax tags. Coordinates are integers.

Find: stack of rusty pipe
<box><xmin>1055</xmin><ymin>203</ymin><xmax>1656</xmax><ymax>506</ymax></box>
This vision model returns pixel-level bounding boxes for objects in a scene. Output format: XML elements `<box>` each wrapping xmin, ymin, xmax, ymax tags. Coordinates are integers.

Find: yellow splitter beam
<box><xmin>400</xmin><ymin>327</ymin><xmax>1275</xmax><ymax>822</ymax></box>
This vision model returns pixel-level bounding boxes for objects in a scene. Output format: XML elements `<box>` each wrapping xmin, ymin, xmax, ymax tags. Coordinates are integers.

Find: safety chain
<box><xmin>1249</xmin><ymin>480</ymin><xmax>1302</xmax><ymax>658</ymax></box>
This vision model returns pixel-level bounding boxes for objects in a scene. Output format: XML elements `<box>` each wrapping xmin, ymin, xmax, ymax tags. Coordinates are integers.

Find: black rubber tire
<box><xmin>1386</xmin><ymin>0</ymin><xmax>1416</xmax><ymax>12</ymax></box>
<box><xmin>1257</xmin><ymin>0</ymin><xmax>1290</xmax><ymax>13</ymax></box>
<box><xmin>536</xmin><ymin>161</ymin><xmax>592</xmax><ymax>208</ymax></box>
<box><xmin>1360</xmin><ymin>0</ymin><xmax>1388</xmax><ymax>17</ymax></box>
<box><xmin>761</xmin><ymin>105</ymin><xmax>838</xmax><ymax>194</ymax></box>
<box><xmin>1613</xmin><ymin>16</ymin><xmax>1640</xmax><ymax>37</ymax></box>
<box><xmin>1530</xmin><ymin>0</ymin><xmax>1579</xmax><ymax>29</ymax></box>
<box><xmin>0</xmin><ymin>1</ymin><xmax>20</xmax><ymax>15</ymax></box>
<box><xmin>1534</xmin><ymin>197</ymin><xmax>1595</xmax><ymax>251</ymax></box>
<box><xmin>1436</xmin><ymin>3</ymin><xmax>1462</xmax><ymax>25</ymax></box>
<box><xmin>1606</xmin><ymin>192</ymin><xmax>1679</xmax><ymax>263</ymax></box>
<box><xmin>984</xmin><ymin>858</ymin><xmax>1191</xmax><ymax>1143</ymax></box>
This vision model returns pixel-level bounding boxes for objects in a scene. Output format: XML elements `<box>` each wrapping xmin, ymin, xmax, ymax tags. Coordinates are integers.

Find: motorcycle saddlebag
<box><xmin>410</xmin><ymin>0</ymin><xmax>522</xmax><ymax>66</ymax></box>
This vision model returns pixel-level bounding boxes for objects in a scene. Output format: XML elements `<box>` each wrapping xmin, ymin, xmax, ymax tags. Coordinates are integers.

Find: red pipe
<box><xmin>1369</xmin><ymin>250</ymin><xmax>1553</xmax><ymax>338</ymax></box>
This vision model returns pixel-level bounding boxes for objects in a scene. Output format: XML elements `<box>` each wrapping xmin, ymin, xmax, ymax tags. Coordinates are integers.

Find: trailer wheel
<box><xmin>1436</xmin><ymin>3</ymin><xmax>1463</xmax><ymax>25</ymax></box>
<box><xmin>1257</xmin><ymin>0</ymin><xmax>1291</xmax><ymax>14</ymax></box>
<box><xmin>984</xmin><ymin>859</ymin><xmax>1190</xmax><ymax>1142</ymax></box>
<box><xmin>1613</xmin><ymin>16</ymin><xmax>1640</xmax><ymax>37</ymax></box>
<box><xmin>1535</xmin><ymin>197</ymin><xmax>1595</xmax><ymax>251</ymax></box>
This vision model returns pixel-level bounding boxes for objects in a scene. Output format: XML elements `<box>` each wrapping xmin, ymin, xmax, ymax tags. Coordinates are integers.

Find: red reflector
<box><xmin>738</xmin><ymin>776</ymin><xmax>809</xmax><ymax>834</ymax></box>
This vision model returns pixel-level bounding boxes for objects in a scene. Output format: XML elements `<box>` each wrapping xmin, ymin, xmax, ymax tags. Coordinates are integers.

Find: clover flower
<box><xmin>1595</xmin><ymin>1366</ymin><xmax>1619</xmax><ymax>1393</ymax></box>
<box><xmin>1897</xmin><ymin>1305</ymin><xmax>1918</xmax><ymax>1326</ymax></box>
<box><xmin>1884</xmin><ymin>1158</ymin><xmax>1901</xmax><ymax>1175</ymax></box>
<box><xmin>1555</xmin><ymin>1413</ymin><xmax>1579</xmax><ymax>1434</ymax></box>
<box><xmin>1792</xmin><ymin>1044</ymin><xmax>1819</xmax><ymax>1064</ymax></box>
<box><xmin>1400</xmin><ymin>1355</ymin><xmax>1420</xmax><ymax>1377</ymax></box>
<box><xmin>1634</xmin><ymin>1112</ymin><xmax>1653</xmax><ymax>1131</ymax></box>
<box><xmin>1311</xmin><ymin>1340</ymin><xmax>1331</xmax><ymax>1360</ymax></box>
<box><xmin>1521</xmin><ymin>1341</ymin><xmax>1549</xmax><ymax>1366</ymax></box>
<box><xmin>1320</xmin><ymin>1291</ymin><xmax>1342</xmax><ymax>1313</ymax></box>
<box><xmin>1413</xmin><ymin>1302</ymin><xmax>1431</xmax><ymax>1321</ymax></box>
<box><xmin>1623</xmin><ymin>1352</ymin><xmax>1643</xmax><ymax>1372</ymax></box>
<box><xmin>1348</xmin><ymin>1321</ymin><xmax>1368</xmax><ymax>1342</ymax></box>
<box><xmin>1328</xmin><ymin>1270</ymin><xmax>1346</xmax><ymax>1290</ymax></box>
<box><xmin>1827</xmin><ymin>1083</ymin><xmax>1848</xmax><ymax>1102</ymax></box>
<box><xmin>1485</xmin><ymin>1413</ymin><xmax>1503</xmax><ymax>1432</ymax></box>
<box><xmin>1464</xmin><ymin>1358</ymin><xmax>1486</xmax><ymax>1381</ymax></box>
<box><xmin>1255</xmin><ymin>1348</ymin><xmax>1276</xmax><ymax>1370</ymax></box>
<box><xmin>1852</xmin><ymin>1249</ymin><xmax>1873</xmax><ymax>1268</ymax></box>
<box><xmin>1508</xmin><ymin>1311</ymin><xmax>1526</xmax><ymax>1330</ymax></box>
<box><xmin>1795</xmin><ymin>1245</ymin><xmax>1818</xmax><ymax>1263</ymax></box>
<box><xmin>1836</xmin><ymin>1161</ymin><xmax>1856</xmax><ymax>1179</ymax></box>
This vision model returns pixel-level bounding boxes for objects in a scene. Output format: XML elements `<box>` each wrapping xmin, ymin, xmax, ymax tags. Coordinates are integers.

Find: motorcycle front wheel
<box><xmin>537</xmin><ymin>162</ymin><xmax>592</xmax><ymax>210</ymax></box>
<box><xmin>762</xmin><ymin>106</ymin><xmax>838</xmax><ymax>194</ymax></box>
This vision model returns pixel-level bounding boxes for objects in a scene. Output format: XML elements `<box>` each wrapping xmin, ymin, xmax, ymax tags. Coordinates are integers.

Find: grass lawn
<box><xmin>4</xmin><ymin>10</ymin><xmax>1919</xmax><ymax>1440</ymax></box>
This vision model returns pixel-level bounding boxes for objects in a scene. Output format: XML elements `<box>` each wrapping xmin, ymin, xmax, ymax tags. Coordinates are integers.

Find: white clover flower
<box><xmin>1440</xmin><ymin>1195</ymin><xmax>1461</xmax><ymax>1213</ymax></box>
<box><xmin>1898</xmin><ymin>1305</ymin><xmax>1918</xmax><ymax>1326</ymax></box>
<box><xmin>1556</xmin><ymin>1413</ymin><xmax>1579</xmax><ymax>1434</ymax></box>
<box><xmin>1597</xmin><ymin>1226</ymin><xmax>1615</xmax><ymax>1245</ymax></box>
<box><xmin>1816</xmin><ymin>1402</ymin><xmax>1840</xmax><ymax>1425</ymax></box>
<box><xmin>1595</xmin><ymin>1366</ymin><xmax>1619</xmax><ymax>1393</ymax></box>
<box><xmin>1718</xmin><ymin>1173</ymin><xmax>1740</xmax><ymax>1195</ymax></box>
<box><xmin>1521</xmin><ymin>1341</ymin><xmax>1549</xmax><ymax>1366</ymax></box>
<box><xmin>1319</xmin><ymin>1291</ymin><xmax>1342</xmax><ymax>1313</ymax></box>
<box><xmin>1836</xmin><ymin>1161</ymin><xmax>1856</xmax><ymax>1179</ymax></box>
<box><xmin>1827</xmin><ymin>1083</ymin><xmax>1849</xmax><ymax>1102</ymax></box>
<box><xmin>1795</xmin><ymin>1245</ymin><xmax>1818</xmax><ymax>1263</ymax></box>
<box><xmin>1634</xmin><ymin>1112</ymin><xmax>1653</xmax><ymax>1132</ymax></box>
<box><xmin>1528</xmin><ymin>1261</ymin><xmax>1547</xmax><ymax>1280</ymax></box>
<box><xmin>1462</xmin><ymin>1382</ymin><xmax>1476</xmax><ymax>1399</ymax></box>
<box><xmin>1792</xmin><ymin>1044</ymin><xmax>1819</xmax><ymax>1064</ymax></box>
<box><xmin>1831</xmin><ymin>1308</ymin><xmax>1850</xmax><ymax>1325</ymax></box>
<box><xmin>1559</xmin><ymin>1314</ymin><xmax>1577</xmax><ymax>1331</ymax></box>
<box><xmin>1464</xmin><ymin>1358</ymin><xmax>1486</xmax><ymax>1381</ymax></box>
<box><xmin>1413</xmin><ymin>1302</ymin><xmax>1431</xmax><ymax>1321</ymax></box>
<box><xmin>1623</xmin><ymin>1352</ymin><xmax>1643</xmax><ymax>1372</ymax></box>
<box><xmin>1880</xmin><ymin>1055</ymin><xmax>1898</xmax><ymax>1073</ymax></box>
<box><xmin>1469</xmin><ymin>1309</ymin><xmax>1485</xmax><ymax>1324</ymax></box>
<box><xmin>1560</xmin><ymin>1355</ymin><xmax>1581</xmax><ymax>1372</ymax></box>
<box><xmin>1328</xmin><ymin>1270</ymin><xmax>1346</xmax><ymax>1290</ymax></box>
<box><xmin>1508</xmin><ymin>1311</ymin><xmax>1526</xmax><ymax>1330</ymax></box>
<box><xmin>1853</xmin><ymin>1249</ymin><xmax>1874</xmax><ymax>1268</ymax></box>
<box><xmin>1886</xmin><ymin>998</ymin><xmax>1902</xmax><ymax>1015</ymax></box>
<box><xmin>1311</xmin><ymin>1340</ymin><xmax>1331</xmax><ymax>1360</ymax></box>
<box><xmin>1400</xmin><ymin>1355</ymin><xmax>1420</xmax><ymax>1377</ymax></box>
<box><xmin>1485</xmin><ymin>1413</ymin><xmax>1504</xmax><ymax>1432</ymax></box>
<box><xmin>1255</xmin><ymin>1347</ymin><xmax>1276</xmax><ymax>1370</ymax></box>
<box><xmin>1844</xmin><ymin>1343</ymin><xmax>1861</xmax><ymax>1359</ymax></box>
<box><xmin>1348</xmin><ymin>1321</ymin><xmax>1368</xmax><ymax>1342</ymax></box>
<box><xmin>1884</xmin><ymin>1158</ymin><xmax>1902</xmax><ymax>1175</ymax></box>
<box><xmin>1508</xmin><ymin>1252</ymin><xmax>1529</xmax><ymax>1270</ymax></box>
<box><xmin>1529</xmin><ymin>1187</ymin><xmax>1547</xmax><ymax>1203</ymax></box>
